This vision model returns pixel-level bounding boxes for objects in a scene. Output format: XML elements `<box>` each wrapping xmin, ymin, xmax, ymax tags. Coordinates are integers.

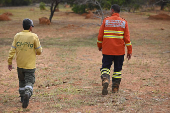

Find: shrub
<box><xmin>40</xmin><ymin>2</ymin><xmax>46</xmax><ymax>10</ymax></box>
<box><xmin>12</xmin><ymin>0</ymin><xmax>32</xmax><ymax>6</ymax></box>
<box><xmin>72</xmin><ymin>4</ymin><xmax>87</xmax><ymax>14</ymax></box>
<box><xmin>22</xmin><ymin>0</ymin><xmax>32</xmax><ymax>5</ymax></box>
<box><xmin>1</xmin><ymin>0</ymin><xmax>32</xmax><ymax>6</ymax></box>
<box><xmin>165</xmin><ymin>3</ymin><xmax>170</xmax><ymax>11</ymax></box>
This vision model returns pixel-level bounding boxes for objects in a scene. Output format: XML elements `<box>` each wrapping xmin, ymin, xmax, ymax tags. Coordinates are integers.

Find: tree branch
<box><xmin>49</xmin><ymin>0</ymin><xmax>61</xmax><ymax>22</ymax></box>
<box><xmin>73</xmin><ymin>0</ymin><xmax>104</xmax><ymax>25</ymax></box>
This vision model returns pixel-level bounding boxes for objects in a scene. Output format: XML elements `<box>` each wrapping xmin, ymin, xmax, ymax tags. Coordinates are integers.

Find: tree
<box><xmin>121</xmin><ymin>0</ymin><xmax>148</xmax><ymax>12</ymax></box>
<box><xmin>0</xmin><ymin>0</ymin><xmax>32</xmax><ymax>6</ymax></box>
<box><xmin>160</xmin><ymin>0</ymin><xmax>170</xmax><ymax>10</ymax></box>
<box><xmin>48</xmin><ymin>0</ymin><xmax>105</xmax><ymax>24</ymax></box>
<box><xmin>32</xmin><ymin>0</ymin><xmax>51</xmax><ymax>3</ymax></box>
<box><xmin>49</xmin><ymin>0</ymin><xmax>61</xmax><ymax>22</ymax></box>
<box><xmin>49</xmin><ymin>0</ymin><xmax>72</xmax><ymax>22</ymax></box>
<box><xmin>72</xmin><ymin>0</ymin><xmax>108</xmax><ymax>25</ymax></box>
<box><xmin>72</xmin><ymin>4</ymin><xmax>88</xmax><ymax>14</ymax></box>
<box><xmin>148</xmin><ymin>0</ymin><xmax>170</xmax><ymax>10</ymax></box>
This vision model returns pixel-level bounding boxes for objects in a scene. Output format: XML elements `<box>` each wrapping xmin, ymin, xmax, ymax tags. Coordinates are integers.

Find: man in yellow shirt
<box><xmin>7</xmin><ymin>18</ymin><xmax>42</xmax><ymax>108</ymax></box>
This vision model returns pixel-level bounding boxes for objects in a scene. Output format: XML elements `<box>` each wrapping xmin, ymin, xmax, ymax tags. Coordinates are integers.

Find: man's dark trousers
<box><xmin>101</xmin><ymin>54</ymin><xmax>124</xmax><ymax>92</ymax></box>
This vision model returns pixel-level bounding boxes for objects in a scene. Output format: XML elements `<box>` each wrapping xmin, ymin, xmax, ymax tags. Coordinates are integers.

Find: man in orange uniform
<box><xmin>97</xmin><ymin>4</ymin><xmax>132</xmax><ymax>95</ymax></box>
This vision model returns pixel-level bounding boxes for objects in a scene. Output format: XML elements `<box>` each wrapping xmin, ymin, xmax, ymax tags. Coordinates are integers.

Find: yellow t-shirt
<box><xmin>8</xmin><ymin>30</ymin><xmax>42</xmax><ymax>69</ymax></box>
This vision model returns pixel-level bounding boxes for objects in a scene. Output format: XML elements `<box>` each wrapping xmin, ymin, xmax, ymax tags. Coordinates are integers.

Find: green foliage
<box><xmin>39</xmin><ymin>2</ymin><xmax>46</xmax><ymax>10</ymax></box>
<box><xmin>12</xmin><ymin>0</ymin><xmax>32</xmax><ymax>6</ymax></box>
<box><xmin>0</xmin><ymin>0</ymin><xmax>4</xmax><ymax>4</ymax></box>
<box><xmin>23</xmin><ymin>0</ymin><xmax>32</xmax><ymax>5</ymax></box>
<box><xmin>69</xmin><ymin>0</ymin><xmax>157</xmax><ymax>13</ymax></box>
<box><xmin>125</xmin><ymin>0</ymin><xmax>145</xmax><ymax>12</ymax></box>
<box><xmin>106</xmin><ymin>0</ymin><xmax>126</xmax><ymax>6</ymax></box>
<box><xmin>103</xmin><ymin>1</ymin><xmax>112</xmax><ymax>9</ymax></box>
<box><xmin>72</xmin><ymin>4</ymin><xmax>87</xmax><ymax>14</ymax></box>
<box><xmin>1</xmin><ymin>0</ymin><xmax>32</xmax><ymax>6</ymax></box>
<box><xmin>32</xmin><ymin>0</ymin><xmax>50</xmax><ymax>3</ymax></box>
<box><xmin>165</xmin><ymin>3</ymin><xmax>170</xmax><ymax>11</ymax></box>
<box><xmin>133</xmin><ymin>4</ymin><xmax>141</xmax><ymax>10</ymax></box>
<box><xmin>0</xmin><ymin>0</ymin><xmax>11</xmax><ymax>5</ymax></box>
<box><xmin>72</xmin><ymin>3</ymin><xmax>99</xmax><ymax>14</ymax></box>
<box><xmin>71</xmin><ymin>0</ymin><xmax>139</xmax><ymax>14</ymax></box>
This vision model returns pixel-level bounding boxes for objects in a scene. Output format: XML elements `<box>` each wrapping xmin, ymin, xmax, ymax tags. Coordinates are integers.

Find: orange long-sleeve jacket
<box><xmin>97</xmin><ymin>13</ymin><xmax>132</xmax><ymax>55</ymax></box>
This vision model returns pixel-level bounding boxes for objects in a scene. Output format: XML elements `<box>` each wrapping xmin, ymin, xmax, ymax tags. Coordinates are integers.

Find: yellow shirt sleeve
<box><xmin>8</xmin><ymin>37</ymin><xmax>16</xmax><ymax>65</ymax></box>
<box><xmin>34</xmin><ymin>35</ymin><xmax>42</xmax><ymax>55</ymax></box>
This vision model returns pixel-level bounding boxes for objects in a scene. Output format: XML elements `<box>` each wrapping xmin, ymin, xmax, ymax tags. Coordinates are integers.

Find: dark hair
<box><xmin>111</xmin><ymin>4</ymin><xmax>120</xmax><ymax>13</ymax></box>
<box><xmin>23</xmin><ymin>18</ymin><xmax>34</xmax><ymax>30</ymax></box>
<box><xmin>23</xmin><ymin>25</ymin><xmax>30</xmax><ymax>30</ymax></box>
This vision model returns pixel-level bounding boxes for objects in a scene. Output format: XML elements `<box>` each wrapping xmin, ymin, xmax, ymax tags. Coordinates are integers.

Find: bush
<box><xmin>32</xmin><ymin>0</ymin><xmax>50</xmax><ymax>3</ymax></box>
<box><xmin>1</xmin><ymin>0</ymin><xmax>32</xmax><ymax>6</ymax></box>
<box><xmin>12</xmin><ymin>0</ymin><xmax>32</xmax><ymax>6</ymax></box>
<box><xmin>72</xmin><ymin>4</ymin><xmax>87</xmax><ymax>14</ymax></box>
<box><xmin>22</xmin><ymin>0</ymin><xmax>32</xmax><ymax>5</ymax></box>
<box><xmin>72</xmin><ymin>4</ymin><xmax>98</xmax><ymax>14</ymax></box>
<box><xmin>165</xmin><ymin>3</ymin><xmax>170</xmax><ymax>11</ymax></box>
<box><xmin>39</xmin><ymin>2</ymin><xmax>46</xmax><ymax>10</ymax></box>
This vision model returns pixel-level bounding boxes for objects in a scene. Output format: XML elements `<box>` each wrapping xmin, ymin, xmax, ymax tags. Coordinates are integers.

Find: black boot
<box><xmin>112</xmin><ymin>78</ymin><xmax>121</xmax><ymax>93</ymax></box>
<box><xmin>101</xmin><ymin>74</ymin><xmax>110</xmax><ymax>95</ymax></box>
<box><xmin>20</xmin><ymin>96</ymin><xmax>24</xmax><ymax>103</ymax></box>
<box><xmin>22</xmin><ymin>93</ymin><xmax>30</xmax><ymax>108</ymax></box>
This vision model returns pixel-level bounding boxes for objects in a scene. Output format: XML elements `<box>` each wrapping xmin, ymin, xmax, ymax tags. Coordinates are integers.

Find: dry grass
<box><xmin>0</xmin><ymin>4</ymin><xmax>170</xmax><ymax>113</ymax></box>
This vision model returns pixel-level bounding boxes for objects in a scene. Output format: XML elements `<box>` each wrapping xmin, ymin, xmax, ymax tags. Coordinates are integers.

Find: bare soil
<box><xmin>149</xmin><ymin>13</ymin><xmax>170</xmax><ymax>20</ymax></box>
<box><xmin>0</xmin><ymin>6</ymin><xmax>169</xmax><ymax>113</ymax></box>
<box><xmin>0</xmin><ymin>14</ymin><xmax>11</xmax><ymax>21</ymax></box>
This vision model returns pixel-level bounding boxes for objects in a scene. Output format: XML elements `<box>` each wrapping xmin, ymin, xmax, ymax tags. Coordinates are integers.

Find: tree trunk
<box><xmin>49</xmin><ymin>0</ymin><xmax>60</xmax><ymax>22</ymax></box>
<box><xmin>160</xmin><ymin>2</ymin><xmax>167</xmax><ymax>10</ymax></box>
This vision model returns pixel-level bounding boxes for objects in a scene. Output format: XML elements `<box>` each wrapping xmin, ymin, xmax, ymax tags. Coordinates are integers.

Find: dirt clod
<box><xmin>64</xmin><ymin>4</ymin><xmax>70</xmax><ymax>8</ymax></box>
<box><xmin>148</xmin><ymin>13</ymin><xmax>170</xmax><ymax>20</ymax></box>
<box><xmin>0</xmin><ymin>14</ymin><xmax>11</xmax><ymax>21</ymax></box>
<box><xmin>30</xmin><ymin>8</ymin><xmax>34</xmax><ymax>11</ymax></box>
<box><xmin>3</xmin><ymin>12</ymin><xmax>13</xmax><ymax>16</ymax></box>
<box><xmin>39</xmin><ymin>17</ymin><xmax>51</xmax><ymax>25</ymax></box>
<box><xmin>85</xmin><ymin>11</ymin><xmax>94</xmax><ymax>19</ymax></box>
<box><xmin>55</xmin><ymin>8</ymin><xmax>59</xmax><ymax>12</ymax></box>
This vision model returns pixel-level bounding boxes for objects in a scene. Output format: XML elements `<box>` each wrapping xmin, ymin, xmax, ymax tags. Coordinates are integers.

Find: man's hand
<box><xmin>8</xmin><ymin>65</ymin><xmax>12</xmax><ymax>71</ymax></box>
<box><xmin>127</xmin><ymin>54</ymin><xmax>132</xmax><ymax>60</ymax></box>
<box><xmin>98</xmin><ymin>48</ymin><xmax>102</xmax><ymax>51</ymax></box>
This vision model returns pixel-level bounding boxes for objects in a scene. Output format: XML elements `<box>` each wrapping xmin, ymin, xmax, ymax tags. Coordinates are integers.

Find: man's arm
<box><xmin>8</xmin><ymin>39</ymin><xmax>16</xmax><ymax>71</ymax></box>
<box><xmin>97</xmin><ymin>19</ymin><xmax>105</xmax><ymax>51</ymax></box>
<box><xmin>124</xmin><ymin>21</ymin><xmax>132</xmax><ymax>60</ymax></box>
<box><xmin>34</xmin><ymin>36</ymin><xmax>42</xmax><ymax>55</ymax></box>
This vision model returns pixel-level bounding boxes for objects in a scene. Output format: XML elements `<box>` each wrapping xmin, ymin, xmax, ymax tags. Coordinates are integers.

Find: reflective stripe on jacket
<box><xmin>97</xmin><ymin>13</ymin><xmax>132</xmax><ymax>55</ymax></box>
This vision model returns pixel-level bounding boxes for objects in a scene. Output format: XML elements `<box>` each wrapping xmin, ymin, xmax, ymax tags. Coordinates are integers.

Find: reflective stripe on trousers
<box><xmin>101</xmin><ymin>68</ymin><xmax>110</xmax><ymax>75</ymax></box>
<box><xmin>112</xmin><ymin>72</ymin><xmax>121</xmax><ymax>78</ymax></box>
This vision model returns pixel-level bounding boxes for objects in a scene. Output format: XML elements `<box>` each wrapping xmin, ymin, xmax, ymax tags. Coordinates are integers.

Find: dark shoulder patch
<box><xmin>121</xmin><ymin>17</ymin><xmax>127</xmax><ymax>22</ymax></box>
<box><xmin>103</xmin><ymin>16</ymin><xmax>110</xmax><ymax>21</ymax></box>
<box><xmin>105</xmin><ymin>16</ymin><xmax>110</xmax><ymax>19</ymax></box>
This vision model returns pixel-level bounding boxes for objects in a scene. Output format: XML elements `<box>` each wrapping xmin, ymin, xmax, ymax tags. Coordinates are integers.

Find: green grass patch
<box><xmin>41</xmin><ymin>36</ymin><xmax>96</xmax><ymax>48</ymax></box>
<box><xmin>131</xmin><ymin>38</ymin><xmax>161</xmax><ymax>46</ymax></box>
<box><xmin>0</xmin><ymin>38</ymin><xmax>13</xmax><ymax>46</ymax></box>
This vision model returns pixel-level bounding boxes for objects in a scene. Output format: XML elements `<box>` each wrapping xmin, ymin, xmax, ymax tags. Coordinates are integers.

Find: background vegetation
<box><xmin>0</xmin><ymin>0</ymin><xmax>32</xmax><ymax>6</ymax></box>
